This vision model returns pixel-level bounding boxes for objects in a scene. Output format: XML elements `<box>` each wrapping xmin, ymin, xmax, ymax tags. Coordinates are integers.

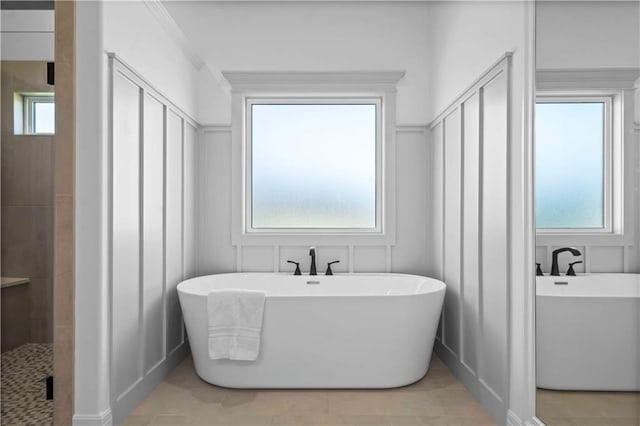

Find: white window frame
<box><xmin>245</xmin><ymin>97</ymin><xmax>383</xmax><ymax>234</ymax></box>
<box><xmin>535</xmin><ymin>92</ymin><xmax>622</xmax><ymax>236</ymax></box>
<box><xmin>224</xmin><ymin>70</ymin><xmax>404</xmax><ymax>246</ymax></box>
<box><xmin>24</xmin><ymin>94</ymin><xmax>55</xmax><ymax>135</ymax></box>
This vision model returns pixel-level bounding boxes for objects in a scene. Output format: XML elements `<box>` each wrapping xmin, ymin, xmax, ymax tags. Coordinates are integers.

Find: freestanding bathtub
<box><xmin>177</xmin><ymin>272</ymin><xmax>446</xmax><ymax>389</ymax></box>
<box><xmin>536</xmin><ymin>273</ymin><xmax>640</xmax><ymax>391</ymax></box>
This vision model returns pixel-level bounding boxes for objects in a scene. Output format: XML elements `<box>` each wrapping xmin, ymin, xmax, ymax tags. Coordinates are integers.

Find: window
<box><xmin>247</xmin><ymin>99</ymin><xmax>381</xmax><ymax>232</ymax></box>
<box><xmin>535</xmin><ymin>95</ymin><xmax>615</xmax><ymax>232</ymax></box>
<box><xmin>14</xmin><ymin>93</ymin><xmax>55</xmax><ymax>135</ymax></box>
<box><xmin>224</xmin><ymin>70</ymin><xmax>403</xmax><ymax>245</ymax></box>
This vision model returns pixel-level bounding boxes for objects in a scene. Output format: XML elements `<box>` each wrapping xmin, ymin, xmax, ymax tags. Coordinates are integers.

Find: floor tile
<box><xmin>0</xmin><ymin>343</ymin><xmax>53</xmax><ymax>426</ymax></box>
<box><xmin>125</xmin><ymin>355</ymin><xmax>495</xmax><ymax>426</ymax></box>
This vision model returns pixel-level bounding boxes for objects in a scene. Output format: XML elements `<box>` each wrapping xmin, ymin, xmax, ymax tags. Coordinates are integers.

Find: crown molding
<box><xmin>221</xmin><ymin>70</ymin><xmax>406</xmax><ymax>93</ymax></box>
<box><xmin>143</xmin><ymin>0</ymin><xmax>205</xmax><ymax>70</ymax></box>
<box><xmin>536</xmin><ymin>68</ymin><xmax>640</xmax><ymax>91</ymax></box>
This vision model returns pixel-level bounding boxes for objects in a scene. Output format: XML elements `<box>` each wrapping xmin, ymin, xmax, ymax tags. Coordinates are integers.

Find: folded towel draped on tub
<box><xmin>207</xmin><ymin>289</ymin><xmax>266</xmax><ymax>361</ymax></box>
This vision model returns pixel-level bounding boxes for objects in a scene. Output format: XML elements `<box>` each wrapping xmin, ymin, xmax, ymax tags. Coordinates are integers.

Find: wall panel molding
<box><xmin>431</xmin><ymin>54</ymin><xmax>511</xmax><ymax>422</ymax></box>
<box><xmin>108</xmin><ymin>55</ymin><xmax>197</xmax><ymax>424</ymax></box>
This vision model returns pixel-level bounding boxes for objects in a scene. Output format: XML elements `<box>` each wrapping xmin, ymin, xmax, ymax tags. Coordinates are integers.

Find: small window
<box><xmin>14</xmin><ymin>93</ymin><xmax>55</xmax><ymax>135</ymax></box>
<box><xmin>535</xmin><ymin>96</ymin><xmax>613</xmax><ymax>232</ymax></box>
<box><xmin>247</xmin><ymin>99</ymin><xmax>381</xmax><ymax>232</ymax></box>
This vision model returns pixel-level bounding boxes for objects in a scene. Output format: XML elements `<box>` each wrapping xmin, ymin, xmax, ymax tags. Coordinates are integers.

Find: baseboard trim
<box><xmin>526</xmin><ymin>416</ymin><xmax>547</xmax><ymax>426</ymax></box>
<box><xmin>434</xmin><ymin>341</ymin><xmax>507</xmax><ymax>424</ymax></box>
<box><xmin>507</xmin><ymin>409</ymin><xmax>523</xmax><ymax>426</ymax></box>
<box><xmin>73</xmin><ymin>408</ymin><xmax>113</xmax><ymax>426</ymax></box>
<box><xmin>111</xmin><ymin>343</ymin><xmax>189</xmax><ymax>425</ymax></box>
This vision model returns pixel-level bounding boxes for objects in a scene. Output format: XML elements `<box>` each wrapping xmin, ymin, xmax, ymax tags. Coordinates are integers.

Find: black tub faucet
<box><xmin>309</xmin><ymin>246</ymin><xmax>317</xmax><ymax>276</ymax></box>
<box><xmin>551</xmin><ymin>247</ymin><xmax>581</xmax><ymax>276</ymax></box>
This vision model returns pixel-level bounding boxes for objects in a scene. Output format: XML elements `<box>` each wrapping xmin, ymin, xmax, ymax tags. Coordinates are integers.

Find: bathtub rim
<box><xmin>536</xmin><ymin>272</ymin><xmax>640</xmax><ymax>298</ymax></box>
<box><xmin>177</xmin><ymin>272</ymin><xmax>446</xmax><ymax>298</ymax></box>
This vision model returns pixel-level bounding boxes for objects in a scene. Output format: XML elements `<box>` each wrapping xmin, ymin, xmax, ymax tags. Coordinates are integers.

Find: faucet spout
<box><xmin>309</xmin><ymin>246</ymin><xmax>317</xmax><ymax>276</ymax></box>
<box><xmin>551</xmin><ymin>247</ymin><xmax>581</xmax><ymax>276</ymax></box>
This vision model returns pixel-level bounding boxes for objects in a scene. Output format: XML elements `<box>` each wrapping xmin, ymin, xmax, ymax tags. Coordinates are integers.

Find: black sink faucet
<box><xmin>309</xmin><ymin>246</ymin><xmax>317</xmax><ymax>276</ymax></box>
<box><xmin>551</xmin><ymin>247</ymin><xmax>581</xmax><ymax>276</ymax></box>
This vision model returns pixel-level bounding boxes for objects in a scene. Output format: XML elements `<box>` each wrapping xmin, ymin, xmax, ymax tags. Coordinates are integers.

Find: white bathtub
<box><xmin>536</xmin><ymin>273</ymin><xmax>640</xmax><ymax>391</ymax></box>
<box><xmin>177</xmin><ymin>273</ymin><xmax>446</xmax><ymax>389</ymax></box>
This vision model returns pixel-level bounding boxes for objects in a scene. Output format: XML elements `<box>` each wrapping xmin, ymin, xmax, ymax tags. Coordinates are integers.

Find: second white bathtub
<box><xmin>178</xmin><ymin>273</ymin><xmax>446</xmax><ymax>389</ymax></box>
<box><xmin>536</xmin><ymin>273</ymin><xmax>640</xmax><ymax>391</ymax></box>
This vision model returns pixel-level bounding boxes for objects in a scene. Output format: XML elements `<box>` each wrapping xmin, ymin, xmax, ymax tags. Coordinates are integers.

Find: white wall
<box><xmin>536</xmin><ymin>1</ymin><xmax>640</xmax><ymax>70</ymax></box>
<box><xmin>162</xmin><ymin>1</ymin><xmax>432</xmax><ymax>125</ymax></box>
<box><xmin>427</xmin><ymin>1</ymin><xmax>534</xmax><ymax>424</ymax></box>
<box><xmin>102</xmin><ymin>1</ymin><xmax>212</xmax><ymax>122</ymax></box>
<box><xmin>535</xmin><ymin>1</ymin><xmax>640</xmax><ymax>274</ymax></box>
<box><xmin>177</xmin><ymin>2</ymin><xmax>435</xmax><ymax>276</ymax></box>
<box><xmin>0</xmin><ymin>10</ymin><xmax>54</xmax><ymax>60</ymax></box>
<box><xmin>75</xmin><ymin>2</ymin><xmax>200</xmax><ymax>424</ymax></box>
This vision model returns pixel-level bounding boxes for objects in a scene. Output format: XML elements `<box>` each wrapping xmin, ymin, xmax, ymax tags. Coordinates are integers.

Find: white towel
<box><xmin>207</xmin><ymin>289</ymin><xmax>266</xmax><ymax>361</ymax></box>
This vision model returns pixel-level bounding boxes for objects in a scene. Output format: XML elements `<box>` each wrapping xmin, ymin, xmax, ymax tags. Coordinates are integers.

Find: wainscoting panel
<box><xmin>165</xmin><ymin>109</ymin><xmax>184</xmax><ymax>355</ymax></box>
<box><xmin>431</xmin><ymin>122</ymin><xmax>444</xmax><ymax>341</ymax></box>
<box><xmin>109</xmin><ymin>56</ymin><xmax>196</xmax><ymax>424</ymax></box>
<box><xmin>461</xmin><ymin>93</ymin><xmax>480</xmax><ymax>375</ymax></box>
<box><xmin>429</xmin><ymin>55</ymin><xmax>511</xmax><ymax>421</ymax></box>
<box><xmin>242</xmin><ymin>246</ymin><xmax>274</xmax><ymax>272</ymax></box>
<box><xmin>443</xmin><ymin>109</ymin><xmax>462</xmax><ymax>357</ymax></box>
<box><xmin>111</xmin><ymin>70</ymin><xmax>142</xmax><ymax>398</ymax></box>
<box><xmin>183</xmin><ymin>123</ymin><xmax>198</xmax><ymax>280</ymax></box>
<box><xmin>479</xmin><ymin>70</ymin><xmax>508</xmax><ymax>401</ymax></box>
<box><xmin>197</xmin><ymin>129</ymin><xmax>236</xmax><ymax>275</ymax></box>
<box><xmin>142</xmin><ymin>93</ymin><xmax>165</xmax><ymax>373</ymax></box>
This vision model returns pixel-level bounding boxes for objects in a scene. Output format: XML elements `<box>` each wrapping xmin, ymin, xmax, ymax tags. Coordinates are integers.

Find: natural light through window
<box><xmin>535</xmin><ymin>100</ymin><xmax>607</xmax><ymax>230</ymax></box>
<box><xmin>32</xmin><ymin>100</ymin><xmax>55</xmax><ymax>134</ymax></box>
<box><xmin>249</xmin><ymin>102</ymin><xmax>378</xmax><ymax>229</ymax></box>
<box><xmin>14</xmin><ymin>93</ymin><xmax>55</xmax><ymax>135</ymax></box>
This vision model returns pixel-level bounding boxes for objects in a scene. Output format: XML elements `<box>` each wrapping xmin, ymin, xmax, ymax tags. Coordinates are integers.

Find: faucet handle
<box><xmin>566</xmin><ymin>261</ymin><xmax>583</xmax><ymax>276</ymax></box>
<box><xmin>536</xmin><ymin>263</ymin><xmax>544</xmax><ymax>276</ymax></box>
<box><xmin>325</xmin><ymin>260</ymin><xmax>340</xmax><ymax>276</ymax></box>
<box><xmin>287</xmin><ymin>260</ymin><xmax>302</xmax><ymax>275</ymax></box>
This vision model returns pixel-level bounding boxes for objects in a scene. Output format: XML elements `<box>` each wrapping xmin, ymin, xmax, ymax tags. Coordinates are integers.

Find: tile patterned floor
<box><xmin>125</xmin><ymin>354</ymin><xmax>495</xmax><ymax>426</ymax></box>
<box><xmin>1</xmin><ymin>343</ymin><xmax>53</xmax><ymax>426</ymax></box>
<box><xmin>537</xmin><ymin>389</ymin><xmax>640</xmax><ymax>426</ymax></box>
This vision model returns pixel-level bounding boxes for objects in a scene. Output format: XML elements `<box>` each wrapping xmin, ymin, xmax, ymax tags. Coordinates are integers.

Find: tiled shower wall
<box><xmin>1</xmin><ymin>61</ymin><xmax>54</xmax><ymax>344</ymax></box>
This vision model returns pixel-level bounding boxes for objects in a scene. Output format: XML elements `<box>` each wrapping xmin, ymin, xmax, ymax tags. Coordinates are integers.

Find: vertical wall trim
<box><xmin>348</xmin><ymin>246</ymin><xmax>354</xmax><ymax>272</ymax></box>
<box><xmin>137</xmin><ymin>86</ymin><xmax>145</xmax><ymax>384</ymax></box>
<box><xmin>106</xmin><ymin>52</ymin><xmax>116</xmax><ymax>420</ymax></box>
<box><xmin>161</xmin><ymin>105</ymin><xmax>168</xmax><ymax>364</ymax></box>
<box><xmin>477</xmin><ymin>85</ymin><xmax>485</xmax><ymax>385</ymax></box>
<box><xmin>440</xmin><ymin>118</ymin><xmax>447</xmax><ymax>346</ymax></box>
<box><xmin>180</xmin><ymin>118</ymin><xmax>186</xmax><ymax>346</ymax></box>
<box><xmin>505</xmin><ymin>54</ymin><xmax>514</xmax><ymax>408</ymax></box>
<box><xmin>458</xmin><ymin>102</ymin><xmax>466</xmax><ymax>366</ymax></box>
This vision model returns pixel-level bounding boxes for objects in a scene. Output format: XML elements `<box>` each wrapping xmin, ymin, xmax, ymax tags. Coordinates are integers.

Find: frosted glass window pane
<box><xmin>535</xmin><ymin>102</ymin><xmax>604</xmax><ymax>228</ymax></box>
<box><xmin>251</xmin><ymin>104</ymin><xmax>377</xmax><ymax>228</ymax></box>
<box><xmin>34</xmin><ymin>101</ymin><xmax>55</xmax><ymax>134</ymax></box>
